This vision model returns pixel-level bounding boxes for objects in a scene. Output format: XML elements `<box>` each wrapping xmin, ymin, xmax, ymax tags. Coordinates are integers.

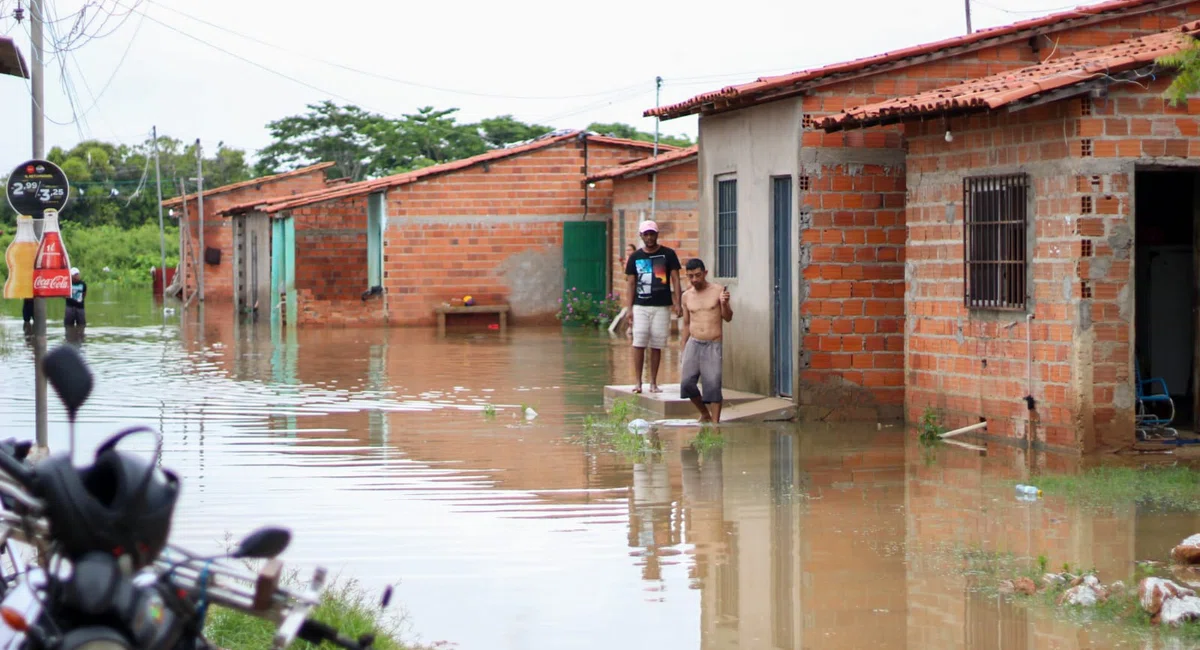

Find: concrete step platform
<box><xmin>604</xmin><ymin>384</ymin><xmax>796</xmax><ymax>423</ymax></box>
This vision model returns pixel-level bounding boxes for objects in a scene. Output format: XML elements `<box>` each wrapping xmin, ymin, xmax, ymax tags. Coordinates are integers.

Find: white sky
<box><xmin>0</xmin><ymin>0</ymin><xmax>1087</xmax><ymax>174</ymax></box>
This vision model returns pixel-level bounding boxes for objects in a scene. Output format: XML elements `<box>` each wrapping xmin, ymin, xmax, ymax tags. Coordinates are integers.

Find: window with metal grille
<box><xmin>963</xmin><ymin>174</ymin><xmax>1029</xmax><ymax>310</ymax></box>
<box><xmin>716</xmin><ymin>177</ymin><xmax>738</xmax><ymax>277</ymax></box>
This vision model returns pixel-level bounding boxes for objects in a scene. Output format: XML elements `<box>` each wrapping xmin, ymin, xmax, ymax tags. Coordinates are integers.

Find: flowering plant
<box><xmin>556</xmin><ymin>287</ymin><xmax>622</xmax><ymax>329</ymax></box>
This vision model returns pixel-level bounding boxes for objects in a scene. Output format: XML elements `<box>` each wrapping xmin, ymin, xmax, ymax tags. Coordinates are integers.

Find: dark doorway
<box><xmin>1134</xmin><ymin>170</ymin><xmax>1198</xmax><ymax>429</ymax></box>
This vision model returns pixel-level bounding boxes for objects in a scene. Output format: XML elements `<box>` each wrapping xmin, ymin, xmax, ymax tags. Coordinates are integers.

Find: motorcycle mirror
<box><xmin>43</xmin><ymin>344</ymin><xmax>93</xmax><ymax>457</ymax></box>
<box><xmin>231</xmin><ymin>526</ymin><xmax>292</xmax><ymax>559</ymax></box>
<box><xmin>42</xmin><ymin>344</ymin><xmax>92</xmax><ymax>422</ymax></box>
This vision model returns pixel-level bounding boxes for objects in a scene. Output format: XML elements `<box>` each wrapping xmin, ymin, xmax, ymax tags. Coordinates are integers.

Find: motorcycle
<box><xmin>0</xmin><ymin>344</ymin><xmax>390</xmax><ymax>650</ymax></box>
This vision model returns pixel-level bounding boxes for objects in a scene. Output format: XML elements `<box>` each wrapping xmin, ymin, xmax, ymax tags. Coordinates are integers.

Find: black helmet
<box><xmin>34</xmin><ymin>426</ymin><xmax>180</xmax><ymax>570</ymax></box>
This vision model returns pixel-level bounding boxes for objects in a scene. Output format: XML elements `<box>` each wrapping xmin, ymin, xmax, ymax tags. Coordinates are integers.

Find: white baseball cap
<box><xmin>70</xmin><ymin>267</ymin><xmax>79</xmax><ymax>275</ymax></box>
<box><xmin>638</xmin><ymin>220</ymin><xmax>659</xmax><ymax>234</ymax></box>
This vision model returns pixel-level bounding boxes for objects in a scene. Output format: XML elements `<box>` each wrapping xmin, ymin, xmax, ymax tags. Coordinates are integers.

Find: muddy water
<box><xmin>0</xmin><ymin>288</ymin><xmax>1195</xmax><ymax>649</ymax></box>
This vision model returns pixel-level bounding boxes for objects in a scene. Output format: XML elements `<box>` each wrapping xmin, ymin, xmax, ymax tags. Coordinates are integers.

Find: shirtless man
<box><xmin>680</xmin><ymin>258</ymin><xmax>733</xmax><ymax>423</ymax></box>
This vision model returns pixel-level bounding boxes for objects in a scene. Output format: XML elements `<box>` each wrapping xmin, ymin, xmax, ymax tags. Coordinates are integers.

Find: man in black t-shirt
<box><xmin>624</xmin><ymin>220</ymin><xmax>682</xmax><ymax>394</ymax></box>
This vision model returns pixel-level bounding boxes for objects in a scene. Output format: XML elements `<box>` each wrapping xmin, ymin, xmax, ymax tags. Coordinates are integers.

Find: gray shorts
<box><xmin>680</xmin><ymin>338</ymin><xmax>723</xmax><ymax>404</ymax></box>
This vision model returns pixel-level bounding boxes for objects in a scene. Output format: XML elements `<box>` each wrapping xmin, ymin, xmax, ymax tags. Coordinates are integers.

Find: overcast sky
<box><xmin>0</xmin><ymin>0</ymin><xmax>1083</xmax><ymax>174</ymax></box>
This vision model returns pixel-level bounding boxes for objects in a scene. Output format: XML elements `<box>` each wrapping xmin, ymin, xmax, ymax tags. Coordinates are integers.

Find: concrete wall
<box><xmin>904</xmin><ymin>75</ymin><xmax>1200</xmax><ymax>452</ymax></box>
<box><xmin>609</xmin><ymin>160</ymin><xmax>699</xmax><ymax>299</ymax></box>
<box><xmin>698</xmin><ymin>98</ymin><xmax>804</xmax><ymax>398</ymax></box>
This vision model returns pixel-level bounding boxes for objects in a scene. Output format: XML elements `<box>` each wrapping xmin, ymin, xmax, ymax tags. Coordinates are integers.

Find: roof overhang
<box><xmin>0</xmin><ymin>37</ymin><xmax>29</xmax><ymax>79</ymax></box>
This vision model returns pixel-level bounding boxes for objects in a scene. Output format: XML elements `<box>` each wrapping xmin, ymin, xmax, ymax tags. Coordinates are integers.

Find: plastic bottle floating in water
<box><xmin>1015</xmin><ymin>484</ymin><xmax>1042</xmax><ymax>498</ymax></box>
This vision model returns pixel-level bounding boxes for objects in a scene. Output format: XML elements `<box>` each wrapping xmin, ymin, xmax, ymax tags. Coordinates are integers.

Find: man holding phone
<box><xmin>680</xmin><ymin>258</ymin><xmax>732</xmax><ymax>423</ymax></box>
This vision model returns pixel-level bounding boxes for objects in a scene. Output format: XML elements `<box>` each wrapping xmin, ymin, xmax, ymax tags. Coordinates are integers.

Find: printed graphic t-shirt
<box><xmin>625</xmin><ymin>246</ymin><xmax>681</xmax><ymax>307</ymax></box>
<box><xmin>67</xmin><ymin>280</ymin><xmax>86</xmax><ymax>308</ymax></box>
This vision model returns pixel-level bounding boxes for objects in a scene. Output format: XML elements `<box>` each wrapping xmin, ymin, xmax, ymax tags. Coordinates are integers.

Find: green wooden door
<box><xmin>563</xmin><ymin>220</ymin><xmax>608</xmax><ymax>300</ymax></box>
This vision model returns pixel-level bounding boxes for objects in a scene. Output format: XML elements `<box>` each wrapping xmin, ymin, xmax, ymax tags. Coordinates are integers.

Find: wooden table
<box><xmin>435</xmin><ymin>304</ymin><xmax>510</xmax><ymax>337</ymax></box>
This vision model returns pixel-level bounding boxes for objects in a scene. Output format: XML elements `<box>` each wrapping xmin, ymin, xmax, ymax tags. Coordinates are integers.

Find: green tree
<box><xmin>1159</xmin><ymin>42</ymin><xmax>1200</xmax><ymax>105</ymax></box>
<box><xmin>476</xmin><ymin>115</ymin><xmax>555</xmax><ymax>148</ymax></box>
<box><xmin>256</xmin><ymin>101</ymin><xmax>396</xmax><ymax>182</ymax></box>
<box><xmin>586</xmin><ymin>121</ymin><xmax>693</xmax><ymax>148</ymax></box>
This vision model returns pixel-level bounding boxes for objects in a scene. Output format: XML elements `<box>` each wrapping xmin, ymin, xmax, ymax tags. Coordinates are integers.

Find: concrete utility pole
<box><xmin>31</xmin><ymin>0</ymin><xmax>48</xmax><ymax>451</ymax></box>
<box><xmin>651</xmin><ymin>75</ymin><xmax>662</xmax><ymax>220</ymax></box>
<box><xmin>153</xmin><ymin>126</ymin><xmax>167</xmax><ymax>296</ymax></box>
<box><xmin>195</xmin><ymin>139</ymin><xmax>205</xmax><ymax>302</ymax></box>
<box><xmin>965</xmin><ymin>0</ymin><xmax>973</xmax><ymax>34</ymax></box>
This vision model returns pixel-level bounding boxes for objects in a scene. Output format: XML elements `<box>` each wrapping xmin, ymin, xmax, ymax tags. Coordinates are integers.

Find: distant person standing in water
<box><xmin>64</xmin><ymin>267</ymin><xmax>86</xmax><ymax>329</ymax></box>
<box><xmin>680</xmin><ymin>258</ymin><xmax>732</xmax><ymax>423</ymax></box>
<box><xmin>22</xmin><ymin>298</ymin><xmax>33</xmax><ymax>329</ymax></box>
<box><xmin>624</xmin><ymin>220</ymin><xmax>682</xmax><ymax>394</ymax></box>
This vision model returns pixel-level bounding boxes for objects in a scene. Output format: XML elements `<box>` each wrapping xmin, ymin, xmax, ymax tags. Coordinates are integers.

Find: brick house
<box><xmin>816</xmin><ymin>22</ymin><xmax>1200</xmax><ymax>452</ymax></box>
<box><xmin>222</xmin><ymin>131</ymin><xmax>669</xmax><ymax>327</ymax></box>
<box><xmin>585</xmin><ymin>145</ymin><xmax>699</xmax><ymax>298</ymax></box>
<box><xmin>160</xmin><ymin>162</ymin><xmax>337</xmax><ymax>304</ymax></box>
<box><xmin>649</xmin><ymin>0</ymin><xmax>1200</xmax><ymax>426</ymax></box>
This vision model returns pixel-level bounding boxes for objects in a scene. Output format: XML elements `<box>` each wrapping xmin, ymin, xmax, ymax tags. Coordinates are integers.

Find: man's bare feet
<box><xmin>632</xmin><ymin>384</ymin><xmax>643</xmax><ymax>394</ymax></box>
<box><xmin>697</xmin><ymin>415</ymin><xmax>712</xmax><ymax>423</ymax></box>
<box><xmin>649</xmin><ymin>385</ymin><xmax>662</xmax><ymax>393</ymax></box>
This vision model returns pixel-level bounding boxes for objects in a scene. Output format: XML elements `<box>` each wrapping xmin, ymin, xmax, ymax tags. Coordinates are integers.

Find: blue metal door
<box><xmin>772</xmin><ymin>177</ymin><xmax>793</xmax><ymax>397</ymax></box>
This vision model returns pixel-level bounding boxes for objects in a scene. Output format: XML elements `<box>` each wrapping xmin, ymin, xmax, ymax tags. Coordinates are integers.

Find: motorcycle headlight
<box><xmin>58</xmin><ymin>627</ymin><xmax>133</xmax><ymax>650</ymax></box>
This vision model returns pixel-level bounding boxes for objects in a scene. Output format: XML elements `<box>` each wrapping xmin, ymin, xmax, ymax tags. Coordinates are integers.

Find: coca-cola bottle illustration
<box><xmin>33</xmin><ymin>209</ymin><xmax>71</xmax><ymax>298</ymax></box>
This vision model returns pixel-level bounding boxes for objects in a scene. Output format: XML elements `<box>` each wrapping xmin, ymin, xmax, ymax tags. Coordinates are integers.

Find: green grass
<box><xmin>204</xmin><ymin>578</ymin><xmax>417</xmax><ymax>650</ymax></box>
<box><xmin>689</xmin><ymin>427</ymin><xmax>725</xmax><ymax>455</ymax></box>
<box><xmin>572</xmin><ymin>398</ymin><xmax>661</xmax><ymax>461</ymax></box>
<box><xmin>1030</xmin><ymin>465</ymin><xmax>1200</xmax><ymax>512</ymax></box>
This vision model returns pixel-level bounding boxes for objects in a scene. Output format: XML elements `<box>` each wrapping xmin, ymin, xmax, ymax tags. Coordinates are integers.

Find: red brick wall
<box><xmin>904</xmin><ymin>74</ymin><xmax>1200</xmax><ymax>452</ymax></box>
<box><xmin>783</xmin><ymin>1</ymin><xmax>1200</xmax><ymax>422</ymax></box>
<box><xmin>608</xmin><ymin>161</ymin><xmax>699</xmax><ymax>299</ymax></box>
<box><xmin>378</xmin><ymin>138</ymin><xmax>660</xmax><ymax>326</ymax></box>
<box><xmin>291</xmin><ymin>195</ymin><xmax>384</xmax><ymax>327</ymax></box>
<box><xmin>172</xmin><ymin>168</ymin><xmax>334</xmax><ymax>302</ymax></box>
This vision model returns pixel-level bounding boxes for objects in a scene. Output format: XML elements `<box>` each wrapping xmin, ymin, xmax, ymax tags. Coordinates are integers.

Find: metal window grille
<box><xmin>716</xmin><ymin>178</ymin><xmax>738</xmax><ymax>277</ymax></box>
<box><xmin>963</xmin><ymin>174</ymin><xmax>1029</xmax><ymax>310</ymax></box>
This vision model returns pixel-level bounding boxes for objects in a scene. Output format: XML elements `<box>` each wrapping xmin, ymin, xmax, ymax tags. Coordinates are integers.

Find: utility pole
<box><xmin>30</xmin><ymin>0</ymin><xmax>48</xmax><ymax>452</ymax></box>
<box><xmin>195</xmin><ymin>139</ymin><xmax>205</xmax><ymax>302</ymax></box>
<box><xmin>650</xmin><ymin>75</ymin><xmax>662</xmax><ymax>220</ymax></box>
<box><xmin>965</xmin><ymin>0</ymin><xmax>973</xmax><ymax>34</ymax></box>
<box><xmin>153</xmin><ymin>126</ymin><xmax>167</xmax><ymax>297</ymax></box>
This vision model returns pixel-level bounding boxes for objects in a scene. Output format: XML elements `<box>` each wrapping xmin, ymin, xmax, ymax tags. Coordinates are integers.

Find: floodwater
<box><xmin>0</xmin><ymin>288</ymin><xmax>1198</xmax><ymax>650</ymax></box>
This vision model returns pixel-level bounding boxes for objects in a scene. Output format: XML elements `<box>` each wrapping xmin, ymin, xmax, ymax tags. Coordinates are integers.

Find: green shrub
<box><xmin>0</xmin><ymin>222</ymin><xmax>178</xmax><ymax>288</ymax></box>
<box><xmin>556</xmin><ymin>288</ymin><xmax>621</xmax><ymax>328</ymax></box>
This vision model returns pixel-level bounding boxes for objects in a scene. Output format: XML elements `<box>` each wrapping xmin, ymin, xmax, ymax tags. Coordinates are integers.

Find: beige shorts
<box><xmin>631</xmin><ymin>305</ymin><xmax>671</xmax><ymax>350</ymax></box>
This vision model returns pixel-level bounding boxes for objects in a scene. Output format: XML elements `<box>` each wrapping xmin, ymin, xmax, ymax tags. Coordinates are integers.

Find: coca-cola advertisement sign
<box><xmin>33</xmin><ymin>272</ymin><xmax>70</xmax><ymax>296</ymax></box>
<box><xmin>7</xmin><ymin>159</ymin><xmax>69</xmax><ymax>216</ymax></box>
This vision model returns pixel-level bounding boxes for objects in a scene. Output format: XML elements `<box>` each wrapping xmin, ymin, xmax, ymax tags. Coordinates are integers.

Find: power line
<box><xmin>140</xmin><ymin>0</ymin><xmax>655</xmax><ymax>102</ymax></box>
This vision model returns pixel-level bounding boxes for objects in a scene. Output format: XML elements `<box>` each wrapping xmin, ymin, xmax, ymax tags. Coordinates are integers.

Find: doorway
<box><xmin>1134</xmin><ymin>170</ymin><xmax>1198</xmax><ymax>429</ymax></box>
<box><xmin>772</xmin><ymin>177</ymin><xmax>794</xmax><ymax>398</ymax></box>
<box><xmin>233</xmin><ymin>212</ymin><xmax>272</xmax><ymax>321</ymax></box>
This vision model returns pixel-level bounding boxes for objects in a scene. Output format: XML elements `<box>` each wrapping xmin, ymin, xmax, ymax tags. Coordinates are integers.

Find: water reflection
<box><xmin>0</xmin><ymin>292</ymin><xmax>1197</xmax><ymax>649</ymax></box>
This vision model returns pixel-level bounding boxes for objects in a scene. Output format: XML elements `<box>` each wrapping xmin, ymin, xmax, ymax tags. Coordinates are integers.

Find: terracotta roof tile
<box><xmin>161</xmin><ymin>161</ymin><xmax>336</xmax><ymax>209</ymax></box>
<box><xmin>586</xmin><ymin>145</ymin><xmax>698</xmax><ymax>182</ymax></box>
<box><xmin>648</xmin><ymin>0</ymin><xmax>1187</xmax><ymax>120</ymax></box>
<box><xmin>226</xmin><ymin>132</ymin><xmax>677</xmax><ymax>215</ymax></box>
<box><xmin>820</xmin><ymin>21</ymin><xmax>1200</xmax><ymax>130</ymax></box>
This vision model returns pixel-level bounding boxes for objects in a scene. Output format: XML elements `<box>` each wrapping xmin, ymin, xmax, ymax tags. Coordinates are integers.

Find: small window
<box><xmin>716</xmin><ymin>177</ymin><xmax>738</xmax><ymax>278</ymax></box>
<box><xmin>963</xmin><ymin>174</ymin><xmax>1029</xmax><ymax>310</ymax></box>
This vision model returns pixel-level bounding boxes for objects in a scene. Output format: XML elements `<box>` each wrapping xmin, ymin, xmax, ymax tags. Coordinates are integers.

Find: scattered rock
<box><xmin>1160</xmin><ymin>595</ymin><xmax>1200</xmax><ymax>627</ymax></box>
<box><xmin>1042</xmin><ymin>573</ymin><xmax>1066</xmax><ymax>589</ymax></box>
<box><xmin>1139</xmin><ymin>577</ymin><xmax>1197</xmax><ymax>621</ymax></box>
<box><xmin>1172</xmin><ymin>534</ymin><xmax>1200</xmax><ymax>565</ymax></box>
<box><xmin>1014</xmin><ymin>577</ymin><xmax>1038</xmax><ymax>596</ymax></box>
<box><xmin>1057</xmin><ymin>574</ymin><xmax>1107</xmax><ymax>607</ymax></box>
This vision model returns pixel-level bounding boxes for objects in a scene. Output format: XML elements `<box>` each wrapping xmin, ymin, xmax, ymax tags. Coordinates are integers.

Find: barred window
<box><xmin>716</xmin><ymin>177</ymin><xmax>738</xmax><ymax>278</ymax></box>
<box><xmin>963</xmin><ymin>174</ymin><xmax>1029</xmax><ymax>310</ymax></box>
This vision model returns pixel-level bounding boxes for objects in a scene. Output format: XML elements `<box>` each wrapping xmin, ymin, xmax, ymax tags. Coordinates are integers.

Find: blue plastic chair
<box><xmin>1136</xmin><ymin>357</ymin><xmax>1176</xmax><ymax>436</ymax></box>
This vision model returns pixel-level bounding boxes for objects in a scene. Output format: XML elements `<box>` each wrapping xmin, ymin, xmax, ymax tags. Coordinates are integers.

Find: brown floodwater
<box><xmin>1</xmin><ymin>288</ymin><xmax>1198</xmax><ymax>649</ymax></box>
